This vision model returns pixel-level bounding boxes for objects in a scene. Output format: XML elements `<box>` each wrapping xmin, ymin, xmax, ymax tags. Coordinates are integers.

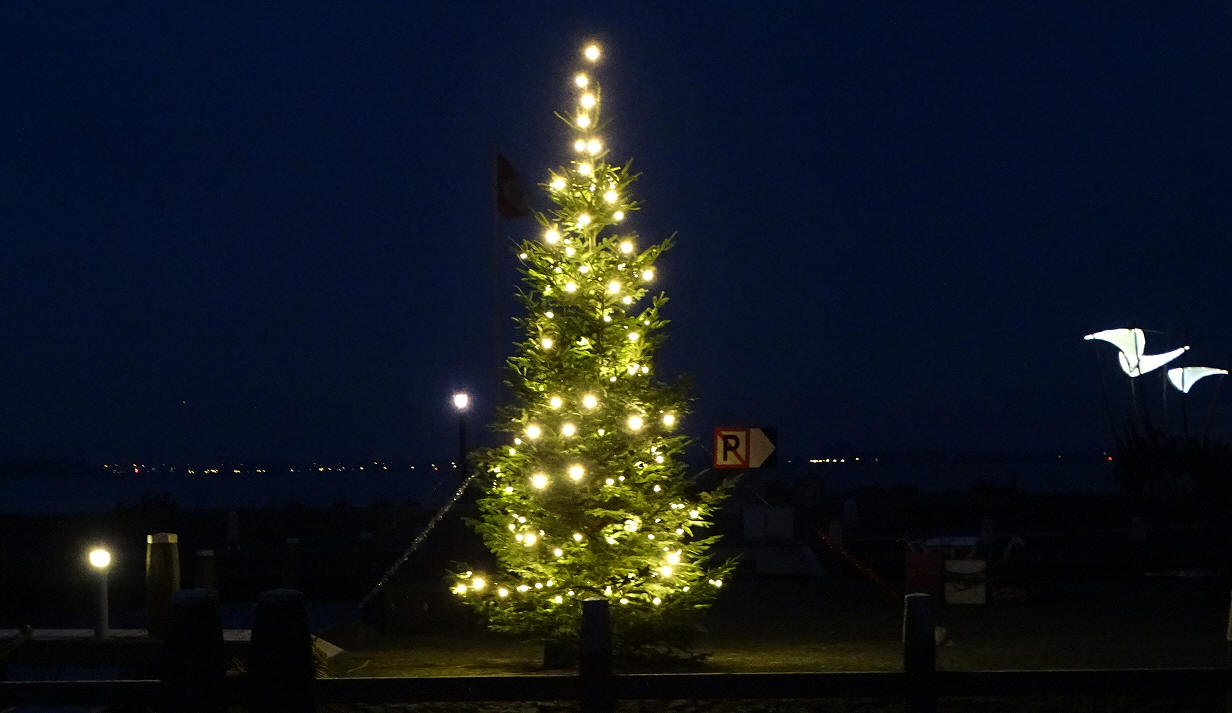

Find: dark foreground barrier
<box><xmin>4</xmin><ymin>592</ymin><xmax>1232</xmax><ymax>712</ymax></box>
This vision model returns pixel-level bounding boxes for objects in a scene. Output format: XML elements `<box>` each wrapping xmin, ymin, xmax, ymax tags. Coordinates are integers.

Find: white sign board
<box><xmin>713</xmin><ymin>427</ymin><xmax>776</xmax><ymax>469</ymax></box>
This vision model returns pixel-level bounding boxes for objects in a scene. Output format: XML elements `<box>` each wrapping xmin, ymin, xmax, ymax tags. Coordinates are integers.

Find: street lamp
<box><xmin>88</xmin><ymin>546</ymin><xmax>111</xmax><ymax>638</ymax></box>
<box><xmin>452</xmin><ymin>392</ymin><xmax>469</xmax><ymax>481</ymax></box>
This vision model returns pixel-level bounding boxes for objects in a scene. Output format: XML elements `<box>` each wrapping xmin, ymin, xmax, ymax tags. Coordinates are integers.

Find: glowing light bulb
<box><xmin>565</xmin><ymin>246</ymin><xmax>576</xmax><ymax>256</ymax></box>
<box><xmin>582</xmin><ymin>393</ymin><xmax>598</xmax><ymax>409</ymax></box>
<box><xmin>666</xmin><ymin>551</ymin><xmax>681</xmax><ymax>565</ymax></box>
<box><xmin>577</xmin><ymin>162</ymin><xmax>592</xmax><ymax>176</ymax></box>
<box><xmin>472</xmin><ymin>577</ymin><xmax>486</xmax><ymax>590</ymax></box>
<box><xmin>662</xmin><ymin>413</ymin><xmax>676</xmax><ymax>427</ymax></box>
<box><xmin>498</xmin><ymin>587</ymin><xmax>509</xmax><ymax>597</ymax></box>
<box><xmin>605</xmin><ymin>478</ymin><xmax>614</xmax><ymax>485</ymax></box>
<box><xmin>553</xmin><ymin>548</ymin><xmax>563</xmax><ymax>557</ymax></box>
<box><xmin>653</xmin><ymin>597</ymin><xmax>662</xmax><ymax>605</ymax></box>
<box><xmin>572</xmin><ymin>532</ymin><xmax>583</xmax><ymax>541</ymax></box>
<box><xmin>517</xmin><ymin>584</ymin><xmax>530</xmax><ymax>592</ymax></box>
<box><xmin>574</xmin><ymin>73</ymin><xmax>589</xmax><ymax>88</ymax></box>
<box><xmin>550</xmin><ymin>176</ymin><xmax>566</xmax><ymax>190</ymax></box>
<box><xmin>624</xmin><ymin>519</ymin><xmax>639</xmax><ymax>532</ymax></box>
<box><xmin>573</xmin><ymin>139</ymin><xmax>586</xmax><ymax>152</ymax></box>
<box><xmin>620</xmin><ymin>240</ymin><xmax>634</xmax><ymax>254</ymax></box>
<box><xmin>518</xmin><ymin>252</ymin><xmax>528</xmax><ymax>259</ymax></box>
<box><xmin>564</xmin><ymin>281</ymin><xmax>578</xmax><ymax>293</ymax></box>
<box><xmin>526</xmin><ymin>424</ymin><xmax>542</xmax><ymax>439</ymax></box>
<box><xmin>587</xmin><ymin>139</ymin><xmax>602</xmax><ymax>155</ymax></box>
<box><xmin>541</xmin><ymin>337</ymin><xmax>553</xmax><ymax>349</ymax></box>
<box><xmin>568</xmin><ymin>464</ymin><xmax>585</xmax><ymax>480</ymax></box>
<box><xmin>628</xmin><ymin>332</ymin><xmax>640</xmax><ymax>342</ymax></box>
<box><xmin>579</xmin><ymin>264</ymin><xmax>590</xmax><ymax>274</ymax></box>
<box><xmin>547</xmin><ymin>396</ymin><xmax>562</xmax><ymax>410</ymax></box>
<box><xmin>621</xmin><ymin>295</ymin><xmax>632</xmax><ymax>305</ymax></box>
<box><xmin>544</xmin><ymin>228</ymin><xmax>560</xmax><ymax>243</ymax></box>
<box><xmin>652</xmin><ymin>484</ymin><xmax>661</xmax><ymax>492</ymax></box>
<box><xmin>689</xmin><ymin>509</ymin><xmax>699</xmax><ymax>518</ymax></box>
<box><xmin>655</xmin><ymin>455</ymin><xmax>664</xmax><ymax>464</ymax></box>
<box><xmin>531</xmin><ymin>473</ymin><xmax>548</xmax><ymax>489</ymax></box>
<box><xmin>455</xmin><ymin>584</ymin><xmax>468</xmax><ymax>594</ymax></box>
<box><xmin>659</xmin><ymin>565</ymin><xmax>673</xmax><ymax>576</ymax></box>
<box><xmin>561</xmin><ymin>422</ymin><xmax>576</xmax><ymax>437</ymax></box>
<box><xmin>580</xmin><ymin>93</ymin><xmax>596</xmax><ymax>109</ymax></box>
<box><xmin>613</xmin><ymin>211</ymin><xmax>624</xmax><ymax>221</ymax></box>
<box><xmin>504</xmin><ymin>485</ymin><xmax>514</xmax><ymax>493</ymax></box>
<box><xmin>584</xmin><ymin>44</ymin><xmax>601</xmax><ymax>62</ymax></box>
<box><xmin>576</xmin><ymin>114</ymin><xmax>591</xmax><ymax>128</ymax></box>
<box><xmin>524</xmin><ymin>533</ymin><xmax>538</xmax><ymax>545</ymax></box>
<box><xmin>603</xmin><ymin>314</ymin><xmax>612</xmax><ymax>322</ymax></box>
<box><xmin>627</xmin><ymin>363</ymin><xmax>639</xmax><ymax>374</ymax></box>
<box><xmin>604</xmin><ymin>189</ymin><xmax>618</xmax><ymax>203</ymax></box>
<box><xmin>607</xmin><ymin>280</ymin><xmax>621</xmax><ymax>294</ymax></box>
<box><xmin>577</xmin><ymin>213</ymin><xmax>592</xmax><ymax>226</ymax></box>
<box><xmin>554</xmin><ymin>595</ymin><xmax>564</xmax><ymax>604</ymax></box>
<box><xmin>641</xmin><ymin>269</ymin><xmax>654</xmax><ymax>281</ymax></box>
<box><xmin>627</xmin><ymin>415</ymin><xmax>644</xmax><ymax>431</ymax></box>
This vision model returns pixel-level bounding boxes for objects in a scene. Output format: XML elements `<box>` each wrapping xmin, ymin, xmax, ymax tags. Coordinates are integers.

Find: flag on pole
<box><xmin>495</xmin><ymin>152</ymin><xmax>529</xmax><ymax>218</ymax></box>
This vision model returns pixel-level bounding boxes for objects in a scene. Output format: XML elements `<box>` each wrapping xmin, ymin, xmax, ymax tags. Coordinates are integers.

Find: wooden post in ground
<box><xmin>579</xmin><ymin>598</ymin><xmax>613</xmax><ymax>713</ymax></box>
<box><xmin>903</xmin><ymin>592</ymin><xmax>936</xmax><ymax>713</ymax></box>
<box><xmin>162</xmin><ymin>587</ymin><xmax>225</xmax><ymax>713</ymax></box>
<box><xmin>1225</xmin><ymin>590</ymin><xmax>1232</xmax><ymax>713</ymax></box>
<box><xmin>146</xmin><ymin>533</ymin><xmax>181</xmax><ymax>639</ymax></box>
<box><xmin>195</xmin><ymin>549</ymin><xmax>218</xmax><ymax>592</ymax></box>
<box><xmin>249</xmin><ymin>588</ymin><xmax>314</xmax><ymax>713</ymax></box>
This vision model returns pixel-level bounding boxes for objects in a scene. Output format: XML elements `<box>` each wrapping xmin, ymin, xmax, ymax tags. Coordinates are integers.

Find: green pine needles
<box><xmin>452</xmin><ymin>43</ymin><xmax>733</xmax><ymax>657</ymax></box>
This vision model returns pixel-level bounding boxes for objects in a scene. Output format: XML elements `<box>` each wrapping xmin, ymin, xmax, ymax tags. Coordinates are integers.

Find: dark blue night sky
<box><xmin>4</xmin><ymin>3</ymin><xmax>1232</xmax><ymax>465</ymax></box>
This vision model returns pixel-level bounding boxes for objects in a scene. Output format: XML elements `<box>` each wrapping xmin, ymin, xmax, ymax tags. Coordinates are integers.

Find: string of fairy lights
<box><xmin>453</xmin><ymin>43</ymin><xmax>723</xmax><ymax>611</ymax></box>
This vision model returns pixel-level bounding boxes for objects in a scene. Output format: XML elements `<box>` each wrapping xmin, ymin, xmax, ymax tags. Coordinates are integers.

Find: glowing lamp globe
<box><xmin>452</xmin><ymin>393</ymin><xmax>470</xmax><ymax>411</ymax></box>
<box><xmin>88</xmin><ymin>548</ymin><xmax>112</xmax><ymax>570</ymax></box>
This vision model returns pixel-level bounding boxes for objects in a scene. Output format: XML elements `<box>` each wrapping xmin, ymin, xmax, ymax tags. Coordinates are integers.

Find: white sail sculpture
<box><xmin>1166</xmin><ymin>366</ymin><xmax>1228</xmax><ymax>393</ymax></box>
<box><xmin>1083</xmin><ymin>327</ymin><xmax>1189</xmax><ymax>377</ymax></box>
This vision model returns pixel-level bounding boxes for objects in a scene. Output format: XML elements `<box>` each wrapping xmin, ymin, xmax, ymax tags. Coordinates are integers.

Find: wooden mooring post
<box><xmin>903</xmin><ymin>592</ymin><xmax>936</xmax><ymax>713</ymax></box>
<box><xmin>580</xmin><ymin>598</ymin><xmax>613</xmax><ymax>713</ymax></box>
<box><xmin>162</xmin><ymin>587</ymin><xmax>225</xmax><ymax>713</ymax></box>
<box><xmin>249</xmin><ymin>588</ymin><xmax>315</xmax><ymax>713</ymax></box>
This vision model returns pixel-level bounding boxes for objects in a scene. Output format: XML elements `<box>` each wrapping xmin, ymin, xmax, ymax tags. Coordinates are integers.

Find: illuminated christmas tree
<box><xmin>453</xmin><ymin>42</ymin><xmax>732</xmax><ymax>656</ymax></box>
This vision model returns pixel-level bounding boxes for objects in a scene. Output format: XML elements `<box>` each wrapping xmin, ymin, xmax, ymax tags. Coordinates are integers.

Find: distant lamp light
<box><xmin>452</xmin><ymin>393</ymin><xmax>469</xmax><ymax>411</ymax></box>
<box><xmin>627</xmin><ymin>414</ymin><xmax>644</xmax><ymax>431</ymax></box>
<box><xmin>584</xmin><ymin>44</ymin><xmax>601</xmax><ymax>62</ymax></box>
<box><xmin>580</xmin><ymin>93</ymin><xmax>596</xmax><ymax>109</ymax></box>
<box><xmin>582</xmin><ymin>393</ymin><xmax>598</xmax><ymax>409</ymax></box>
<box><xmin>574</xmin><ymin>73</ymin><xmax>589</xmax><ymax>88</ymax></box>
<box><xmin>619</xmin><ymin>240</ymin><xmax>634</xmax><ymax>254</ymax></box>
<box><xmin>576</xmin><ymin>114</ymin><xmax>591</xmax><ymax>129</ymax></box>
<box><xmin>550</xmin><ymin>176</ymin><xmax>567</xmax><ymax>191</ymax></box>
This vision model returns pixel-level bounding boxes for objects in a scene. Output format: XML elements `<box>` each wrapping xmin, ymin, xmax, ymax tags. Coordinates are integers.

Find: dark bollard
<box><xmin>249</xmin><ymin>588</ymin><xmax>314</xmax><ymax>713</ymax></box>
<box><xmin>146</xmin><ymin>533</ymin><xmax>181</xmax><ymax>639</ymax></box>
<box><xmin>195</xmin><ymin>549</ymin><xmax>219</xmax><ymax>592</ymax></box>
<box><xmin>162</xmin><ymin>588</ymin><xmax>225</xmax><ymax>713</ymax></box>
<box><xmin>281</xmin><ymin>538</ymin><xmax>302</xmax><ymax>590</ymax></box>
<box><xmin>579</xmin><ymin>598</ymin><xmax>613</xmax><ymax>713</ymax></box>
<box><xmin>903</xmin><ymin>593</ymin><xmax>936</xmax><ymax>713</ymax></box>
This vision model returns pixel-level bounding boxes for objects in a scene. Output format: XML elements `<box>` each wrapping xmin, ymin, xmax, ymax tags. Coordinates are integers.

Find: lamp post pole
<box><xmin>452</xmin><ymin>392</ymin><xmax>470</xmax><ymax>482</ymax></box>
<box><xmin>88</xmin><ymin>547</ymin><xmax>111</xmax><ymax>638</ymax></box>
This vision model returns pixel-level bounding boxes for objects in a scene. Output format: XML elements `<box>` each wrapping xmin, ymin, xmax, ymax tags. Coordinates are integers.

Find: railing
<box><xmin>3</xmin><ymin>589</ymin><xmax>1231</xmax><ymax>712</ymax></box>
